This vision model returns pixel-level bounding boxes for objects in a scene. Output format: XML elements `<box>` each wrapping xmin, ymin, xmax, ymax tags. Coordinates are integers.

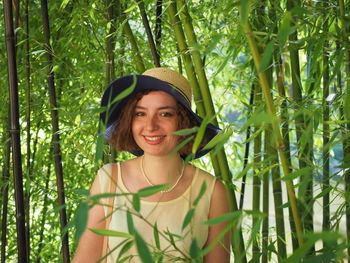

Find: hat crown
<box><xmin>143</xmin><ymin>68</ymin><xmax>192</xmax><ymax>105</ymax></box>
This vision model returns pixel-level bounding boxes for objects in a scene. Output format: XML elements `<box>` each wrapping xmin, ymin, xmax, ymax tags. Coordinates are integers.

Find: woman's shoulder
<box><xmin>193</xmin><ymin>165</ymin><xmax>216</xmax><ymax>183</ymax></box>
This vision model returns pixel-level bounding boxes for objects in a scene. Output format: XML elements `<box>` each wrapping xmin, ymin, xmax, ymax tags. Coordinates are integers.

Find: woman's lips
<box><xmin>143</xmin><ymin>135</ymin><xmax>165</xmax><ymax>145</ymax></box>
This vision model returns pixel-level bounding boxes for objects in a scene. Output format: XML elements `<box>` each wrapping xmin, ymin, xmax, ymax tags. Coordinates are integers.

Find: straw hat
<box><xmin>99</xmin><ymin>67</ymin><xmax>220</xmax><ymax>158</ymax></box>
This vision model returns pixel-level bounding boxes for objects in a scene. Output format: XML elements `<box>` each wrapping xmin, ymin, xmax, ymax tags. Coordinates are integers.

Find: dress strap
<box><xmin>102</xmin><ymin>163</ymin><xmax>118</xmax><ymax>262</ymax></box>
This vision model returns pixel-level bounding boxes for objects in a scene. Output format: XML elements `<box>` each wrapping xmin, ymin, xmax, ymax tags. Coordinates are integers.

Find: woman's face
<box><xmin>131</xmin><ymin>91</ymin><xmax>179</xmax><ymax>157</ymax></box>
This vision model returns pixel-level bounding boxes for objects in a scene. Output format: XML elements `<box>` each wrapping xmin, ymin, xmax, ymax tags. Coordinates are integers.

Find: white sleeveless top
<box><xmin>98</xmin><ymin>163</ymin><xmax>217</xmax><ymax>262</ymax></box>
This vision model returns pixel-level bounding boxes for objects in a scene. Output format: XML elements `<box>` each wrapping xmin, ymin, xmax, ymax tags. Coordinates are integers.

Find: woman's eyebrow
<box><xmin>135</xmin><ymin>105</ymin><xmax>177</xmax><ymax>110</ymax></box>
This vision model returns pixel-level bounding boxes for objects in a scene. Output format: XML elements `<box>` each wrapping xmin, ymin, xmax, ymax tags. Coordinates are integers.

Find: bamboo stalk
<box><xmin>170</xmin><ymin>2</ymin><xmax>247</xmax><ymax>262</ymax></box>
<box><xmin>286</xmin><ymin>1</ymin><xmax>314</xmax><ymax>251</ymax></box>
<box><xmin>35</xmin><ymin>159</ymin><xmax>51</xmax><ymax>263</ymax></box>
<box><xmin>40</xmin><ymin>0</ymin><xmax>70</xmax><ymax>261</ymax></box>
<box><xmin>262</xmin><ymin>128</ymin><xmax>270</xmax><ymax>263</ymax></box>
<box><xmin>239</xmin><ymin>84</ymin><xmax>254</xmax><ymax>209</ymax></box>
<box><xmin>105</xmin><ymin>0</ymin><xmax>118</xmax><ymax>86</ymax></box>
<box><xmin>252</xmin><ymin>82</ymin><xmax>262</xmax><ymax>261</ymax></box>
<box><xmin>167</xmin><ymin>2</ymin><xmax>222</xmax><ymax>175</ymax></box>
<box><xmin>24</xmin><ymin>0</ymin><xmax>31</xmax><ymax>260</ymax></box>
<box><xmin>1</xmin><ymin>110</ymin><xmax>11</xmax><ymax>263</ymax></box>
<box><xmin>338</xmin><ymin>0</ymin><xmax>350</xmax><ymax>259</ymax></box>
<box><xmin>242</xmin><ymin>21</ymin><xmax>304</xmax><ymax>246</ymax></box>
<box><xmin>272</xmin><ymin>53</ymin><xmax>288</xmax><ymax>261</ymax></box>
<box><xmin>3</xmin><ymin>0</ymin><xmax>28</xmax><ymax>261</ymax></box>
<box><xmin>123</xmin><ymin>20</ymin><xmax>146</xmax><ymax>73</ymax></box>
<box><xmin>177</xmin><ymin>0</ymin><xmax>234</xmax><ymax>191</ymax></box>
<box><xmin>322</xmin><ymin>0</ymin><xmax>330</xmax><ymax>237</ymax></box>
<box><xmin>137</xmin><ymin>0</ymin><xmax>160</xmax><ymax>67</ymax></box>
<box><xmin>154</xmin><ymin>0</ymin><xmax>162</xmax><ymax>59</ymax></box>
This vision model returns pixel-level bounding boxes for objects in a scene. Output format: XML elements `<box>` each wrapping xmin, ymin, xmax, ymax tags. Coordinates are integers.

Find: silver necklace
<box><xmin>140</xmin><ymin>155</ymin><xmax>185</xmax><ymax>193</ymax></box>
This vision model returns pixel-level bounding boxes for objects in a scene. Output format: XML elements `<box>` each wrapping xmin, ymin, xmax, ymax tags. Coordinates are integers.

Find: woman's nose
<box><xmin>145</xmin><ymin>115</ymin><xmax>158</xmax><ymax>131</ymax></box>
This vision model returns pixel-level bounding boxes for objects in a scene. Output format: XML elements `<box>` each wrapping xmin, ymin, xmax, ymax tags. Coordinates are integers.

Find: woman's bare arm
<box><xmin>72</xmin><ymin>175</ymin><xmax>106</xmax><ymax>263</ymax></box>
<box><xmin>204</xmin><ymin>180</ymin><xmax>231</xmax><ymax>263</ymax></box>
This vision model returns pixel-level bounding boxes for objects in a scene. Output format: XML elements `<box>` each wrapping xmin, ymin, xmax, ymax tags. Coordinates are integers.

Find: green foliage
<box><xmin>1</xmin><ymin>0</ymin><xmax>350</xmax><ymax>262</ymax></box>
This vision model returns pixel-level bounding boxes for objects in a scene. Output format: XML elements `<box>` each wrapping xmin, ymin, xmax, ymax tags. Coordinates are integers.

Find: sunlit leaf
<box><xmin>259</xmin><ymin>41</ymin><xmax>274</xmax><ymax>72</ymax></box>
<box><xmin>134</xmin><ymin>230</ymin><xmax>154</xmax><ymax>263</ymax></box>
<box><xmin>74</xmin><ymin>201</ymin><xmax>89</xmax><ymax>241</ymax></box>
<box><xmin>127</xmin><ymin>210</ymin><xmax>135</xmax><ymax>235</ymax></box>
<box><xmin>192</xmin><ymin>116</ymin><xmax>210</xmax><ymax>154</ymax></box>
<box><xmin>132</xmin><ymin>195</ymin><xmax>140</xmax><ymax>212</ymax></box>
<box><xmin>182</xmin><ymin>208</ymin><xmax>195</xmax><ymax>230</ymax></box>
<box><xmin>204</xmin><ymin>211</ymin><xmax>242</xmax><ymax>225</ymax></box>
<box><xmin>193</xmin><ymin>182</ymin><xmax>207</xmax><ymax>206</ymax></box>
<box><xmin>137</xmin><ymin>185</ymin><xmax>166</xmax><ymax>197</ymax></box>
<box><xmin>153</xmin><ymin>223</ymin><xmax>160</xmax><ymax>249</ymax></box>
<box><xmin>90</xmin><ymin>228</ymin><xmax>132</xmax><ymax>239</ymax></box>
<box><xmin>202</xmin><ymin>129</ymin><xmax>233</xmax><ymax>151</ymax></box>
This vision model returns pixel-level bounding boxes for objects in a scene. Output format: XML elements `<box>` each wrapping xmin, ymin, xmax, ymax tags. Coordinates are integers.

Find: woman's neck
<box><xmin>141</xmin><ymin>154</ymin><xmax>184</xmax><ymax>185</ymax></box>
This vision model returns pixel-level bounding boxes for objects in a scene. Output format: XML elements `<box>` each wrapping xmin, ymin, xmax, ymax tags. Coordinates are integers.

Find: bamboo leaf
<box><xmin>137</xmin><ymin>185</ymin><xmax>166</xmax><ymax>197</ymax></box>
<box><xmin>277</xmin><ymin>12</ymin><xmax>292</xmax><ymax>47</ymax></box>
<box><xmin>109</xmin><ymin>76</ymin><xmax>137</xmax><ymax>106</ymax></box>
<box><xmin>74</xmin><ymin>201</ymin><xmax>89</xmax><ymax>241</ymax></box>
<box><xmin>95</xmin><ymin>131</ymin><xmax>105</xmax><ymax>164</ymax></box>
<box><xmin>259</xmin><ymin>41</ymin><xmax>274</xmax><ymax>72</ymax></box>
<box><xmin>117</xmin><ymin>240</ymin><xmax>134</xmax><ymax>262</ymax></box>
<box><xmin>170</xmin><ymin>136</ymin><xmax>194</xmax><ymax>156</ymax></box>
<box><xmin>173</xmin><ymin>126</ymin><xmax>198</xmax><ymax>136</ymax></box>
<box><xmin>189</xmin><ymin>239</ymin><xmax>200</xmax><ymax>260</ymax></box>
<box><xmin>193</xmin><ymin>181</ymin><xmax>207</xmax><ymax>206</ymax></box>
<box><xmin>182</xmin><ymin>208</ymin><xmax>195</xmax><ymax>230</ymax></box>
<box><xmin>90</xmin><ymin>228</ymin><xmax>133</xmax><ymax>239</ymax></box>
<box><xmin>134</xmin><ymin>230</ymin><xmax>154</xmax><ymax>263</ymax></box>
<box><xmin>127</xmin><ymin>210</ymin><xmax>135</xmax><ymax>235</ymax></box>
<box><xmin>192</xmin><ymin>116</ymin><xmax>210</xmax><ymax>154</ymax></box>
<box><xmin>132</xmin><ymin>195</ymin><xmax>141</xmax><ymax>212</ymax></box>
<box><xmin>153</xmin><ymin>223</ymin><xmax>160</xmax><ymax>249</ymax></box>
<box><xmin>281</xmin><ymin>167</ymin><xmax>313</xmax><ymax>181</ymax></box>
<box><xmin>204</xmin><ymin>211</ymin><xmax>242</xmax><ymax>225</ymax></box>
<box><xmin>202</xmin><ymin>129</ymin><xmax>233</xmax><ymax>151</ymax></box>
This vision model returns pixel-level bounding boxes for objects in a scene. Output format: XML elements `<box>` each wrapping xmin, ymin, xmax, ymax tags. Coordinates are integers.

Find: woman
<box><xmin>73</xmin><ymin>67</ymin><xmax>231</xmax><ymax>262</ymax></box>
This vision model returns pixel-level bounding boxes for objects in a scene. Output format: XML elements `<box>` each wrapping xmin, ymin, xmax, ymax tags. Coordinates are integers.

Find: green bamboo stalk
<box><xmin>105</xmin><ymin>0</ymin><xmax>118</xmax><ymax>86</ymax></box>
<box><xmin>123</xmin><ymin>20</ymin><xmax>145</xmax><ymax>73</ymax></box>
<box><xmin>252</xmin><ymin>99</ymin><xmax>262</xmax><ymax>261</ymax></box>
<box><xmin>167</xmin><ymin>2</ymin><xmax>220</xmax><ymax>174</ymax></box>
<box><xmin>3</xmin><ymin>0</ymin><xmax>28</xmax><ymax>261</ymax></box>
<box><xmin>169</xmin><ymin>2</ymin><xmax>246</xmax><ymax>262</ymax></box>
<box><xmin>286</xmin><ymin>1</ymin><xmax>314</xmax><ymax>249</ymax></box>
<box><xmin>270</xmin><ymin>0</ymin><xmax>297</xmax><ymax>251</ymax></box>
<box><xmin>176</xmin><ymin>0</ymin><xmax>233</xmax><ymax>191</ymax></box>
<box><xmin>239</xmin><ymin>84</ymin><xmax>254</xmax><ymax>209</ymax></box>
<box><xmin>242</xmin><ymin>21</ymin><xmax>304</xmax><ymax>247</ymax></box>
<box><xmin>338</xmin><ymin>0</ymin><xmax>350</xmax><ymax>259</ymax></box>
<box><xmin>322</xmin><ymin>0</ymin><xmax>330</xmax><ymax>237</ymax></box>
<box><xmin>262</xmin><ymin>128</ymin><xmax>270</xmax><ymax>263</ymax></box>
<box><xmin>272</xmin><ymin>52</ymin><xmax>288</xmax><ymax>261</ymax></box>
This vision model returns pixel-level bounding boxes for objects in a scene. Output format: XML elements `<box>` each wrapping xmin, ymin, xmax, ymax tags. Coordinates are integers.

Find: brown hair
<box><xmin>107</xmin><ymin>90</ymin><xmax>197</xmax><ymax>156</ymax></box>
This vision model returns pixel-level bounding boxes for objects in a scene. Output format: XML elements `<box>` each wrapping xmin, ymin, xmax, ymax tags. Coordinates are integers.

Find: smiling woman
<box><xmin>72</xmin><ymin>67</ymin><xmax>231</xmax><ymax>263</ymax></box>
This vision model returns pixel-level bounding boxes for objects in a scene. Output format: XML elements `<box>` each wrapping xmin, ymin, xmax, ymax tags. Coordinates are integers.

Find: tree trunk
<box><xmin>138</xmin><ymin>0</ymin><xmax>160</xmax><ymax>67</ymax></box>
<box><xmin>3</xmin><ymin>0</ymin><xmax>28</xmax><ymax>261</ymax></box>
<box><xmin>1</xmin><ymin>110</ymin><xmax>11</xmax><ymax>263</ymax></box>
<box><xmin>40</xmin><ymin>0</ymin><xmax>70</xmax><ymax>261</ymax></box>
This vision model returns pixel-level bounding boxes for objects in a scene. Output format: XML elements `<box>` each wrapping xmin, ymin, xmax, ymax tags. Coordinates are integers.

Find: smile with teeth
<box><xmin>143</xmin><ymin>135</ymin><xmax>165</xmax><ymax>144</ymax></box>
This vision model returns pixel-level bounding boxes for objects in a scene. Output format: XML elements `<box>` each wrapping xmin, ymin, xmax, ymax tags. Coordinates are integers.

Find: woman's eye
<box><xmin>160</xmin><ymin>112</ymin><xmax>173</xmax><ymax>117</ymax></box>
<box><xmin>134</xmin><ymin>112</ymin><xmax>145</xmax><ymax>117</ymax></box>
